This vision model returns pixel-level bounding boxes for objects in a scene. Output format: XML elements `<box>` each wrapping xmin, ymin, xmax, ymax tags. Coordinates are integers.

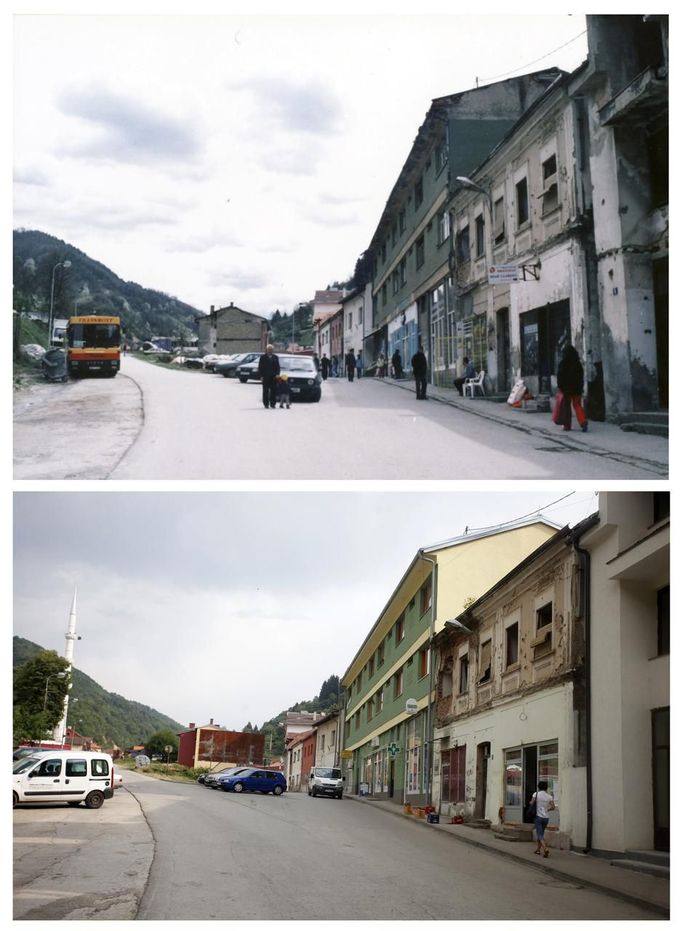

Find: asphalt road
<box><xmin>13</xmin><ymin>355</ymin><xmax>667</xmax><ymax>479</ymax></box>
<box><xmin>13</xmin><ymin>771</ymin><xmax>662</xmax><ymax>920</ymax></box>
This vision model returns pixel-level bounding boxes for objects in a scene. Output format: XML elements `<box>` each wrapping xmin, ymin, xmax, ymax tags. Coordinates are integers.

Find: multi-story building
<box><xmin>579</xmin><ymin>491</ymin><xmax>669</xmax><ymax>855</ymax></box>
<box><xmin>364</xmin><ymin>70</ymin><xmax>564</xmax><ymax>381</ymax></box>
<box><xmin>312</xmin><ymin>711</ymin><xmax>342</xmax><ymax>770</ymax></box>
<box><xmin>341</xmin><ymin>284</ymin><xmax>370</xmax><ymax>374</ymax></box>
<box><xmin>341</xmin><ymin>517</ymin><xmax>559</xmax><ymax>807</ymax></box>
<box><xmin>432</xmin><ymin>516</ymin><xmax>598</xmax><ymax>849</ymax></box>
<box><xmin>197</xmin><ymin>302</ymin><xmax>268</xmax><ymax>356</ymax></box>
<box><xmin>177</xmin><ymin>721</ymin><xmax>265</xmax><ymax>770</ymax></box>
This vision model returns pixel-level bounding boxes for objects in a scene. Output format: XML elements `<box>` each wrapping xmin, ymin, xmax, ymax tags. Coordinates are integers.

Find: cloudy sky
<box><xmin>13</xmin><ymin>8</ymin><xmax>589</xmax><ymax>317</ymax></box>
<box><xmin>13</xmin><ymin>489</ymin><xmax>598</xmax><ymax>731</ymax></box>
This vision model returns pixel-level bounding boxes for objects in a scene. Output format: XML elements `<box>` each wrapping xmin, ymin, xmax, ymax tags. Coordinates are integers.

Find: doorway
<box><xmin>522</xmin><ymin>746</ymin><xmax>538</xmax><ymax>823</ymax></box>
<box><xmin>652</xmin><ymin>707</ymin><xmax>669</xmax><ymax>851</ymax></box>
<box><xmin>496</xmin><ymin>309</ymin><xmax>510</xmax><ymax>393</ymax></box>
<box><xmin>475</xmin><ymin>742</ymin><xmax>490</xmax><ymax>819</ymax></box>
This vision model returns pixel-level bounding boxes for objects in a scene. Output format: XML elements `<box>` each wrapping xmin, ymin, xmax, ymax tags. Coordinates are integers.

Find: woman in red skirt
<box><xmin>557</xmin><ymin>344</ymin><xmax>588</xmax><ymax>432</ymax></box>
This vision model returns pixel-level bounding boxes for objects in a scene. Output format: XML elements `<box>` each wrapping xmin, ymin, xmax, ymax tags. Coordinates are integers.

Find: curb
<box><xmin>347</xmin><ymin>795</ymin><xmax>669</xmax><ymax>917</ymax></box>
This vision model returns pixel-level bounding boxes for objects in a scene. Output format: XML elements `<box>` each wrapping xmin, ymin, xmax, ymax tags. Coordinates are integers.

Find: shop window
<box><xmin>504</xmin><ymin>748</ymin><xmax>523</xmax><ymax>806</ymax></box>
<box><xmin>658</xmin><ymin>586</ymin><xmax>670</xmax><ymax>656</ymax></box>
<box><xmin>458</xmin><ymin>654</ymin><xmax>469</xmax><ymax>694</ymax></box>
<box><xmin>505</xmin><ymin>622</ymin><xmax>519</xmax><ymax>668</ymax></box>
<box><xmin>478</xmin><ymin>639</ymin><xmax>492</xmax><ymax>684</ymax></box>
<box><xmin>516</xmin><ymin>176</ymin><xmax>529</xmax><ymax>227</ymax></box>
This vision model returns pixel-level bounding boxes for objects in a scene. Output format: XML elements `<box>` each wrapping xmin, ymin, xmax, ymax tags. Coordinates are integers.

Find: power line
<box><xmin>464</xmin><ymin>490</ymin><xmax>589</xmax><ymax>535</ymax></box>
<box><xmin>477</xmin><ymin>30</ymin><xmax>587</xmax><ymax>84</ymax></box>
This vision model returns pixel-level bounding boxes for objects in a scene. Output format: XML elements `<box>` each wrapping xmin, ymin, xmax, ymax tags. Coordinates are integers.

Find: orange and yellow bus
<box><xmin>66</xmin><ymin>315</ymin><xmax>121</xmax><ymax>377</ymax></box>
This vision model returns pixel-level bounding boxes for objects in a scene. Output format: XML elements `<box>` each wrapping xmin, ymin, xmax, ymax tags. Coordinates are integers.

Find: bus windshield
<box><xmin>68</xmin><ymin>323</ymin><xmax>120</xmax><ymax>349</ymax></box>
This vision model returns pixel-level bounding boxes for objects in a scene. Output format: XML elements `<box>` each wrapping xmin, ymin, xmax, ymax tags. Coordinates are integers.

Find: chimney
<box><xmin>189</xmin><ymin>722</ymin><xmax>196</xmax><ymax>730</ymax></box>
<box><xmin>209</xmin><ymin>718</ymin><xmax>214</xmax><ymax>726</ymax></box>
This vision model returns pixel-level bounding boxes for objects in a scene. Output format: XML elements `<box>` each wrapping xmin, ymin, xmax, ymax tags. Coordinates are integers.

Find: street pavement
<box><xmin>13</xmin><ymin>356</ymin><xmax>668</xmax><ymax>480</ymax></box>
<box><xmin>348</xmin><ymin>794</ymin><xmax>670</xmax><ymax>917</ymax></box>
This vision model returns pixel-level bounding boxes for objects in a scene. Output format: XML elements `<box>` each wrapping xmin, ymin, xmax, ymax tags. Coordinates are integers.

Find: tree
<box><xmin>144</xmin><ymin>729</ymin><xmax>179</xmax><ymax>761</ymax></box>
<box><xmin>13</xmin><ymin>650</ymin><xmax>70</xmax><ymax>745</ymax></box>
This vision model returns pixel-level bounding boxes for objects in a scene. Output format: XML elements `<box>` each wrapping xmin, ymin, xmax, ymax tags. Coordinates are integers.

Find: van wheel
<box><xmin>273</xmin><ymin>785</ymin><xmax>284</xmax><ymax>796</ymax></box>
<box><xmin>84</xmin><ymin>791</ymin><xmax>104</xmax><ymax>809</ymax></box>
<box><xmin>13</xmin><ymin>792</ymin><xmax>18</xmax><ymax>808</ymax></box>
<box><xmin>311</xmin><ymin>788</ymin><xmax>317</xmax><ymax>797</ymax></box>
<box><xmin>67</xmin><ymin>801</ymin><xmax>82</xmax><ymax>806</ymax></box>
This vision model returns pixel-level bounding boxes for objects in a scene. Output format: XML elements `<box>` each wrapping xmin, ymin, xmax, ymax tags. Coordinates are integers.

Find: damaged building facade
<box><xmin>363</xmin><ymin>14</ymin><xmax>667</xmax><ymax>419</ymax></box>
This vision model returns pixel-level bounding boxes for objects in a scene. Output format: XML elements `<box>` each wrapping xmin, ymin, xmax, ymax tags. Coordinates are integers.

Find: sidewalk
<box><xmin>347</xmin><ymin>794</ymin><xmax>669</xmax><ymax>916</ymax></box>
<box><xmin>376</xmin><ymin>376</ymin><xmax>668</xmax><ymax>477</ymax></box>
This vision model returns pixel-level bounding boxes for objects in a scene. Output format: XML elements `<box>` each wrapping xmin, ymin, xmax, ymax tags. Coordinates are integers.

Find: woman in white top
<box><xmin>530</xmin><ymin>780</ymin><xmax>555</xmax><ymax>857</ymax></box>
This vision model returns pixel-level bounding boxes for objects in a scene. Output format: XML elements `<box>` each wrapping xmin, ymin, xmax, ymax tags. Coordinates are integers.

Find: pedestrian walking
<box><xmin>320</xmin><ymin>354</ymin><xmax>330</xmax><ymax>380</ymax></box>
<box><xmin>332</xmin><ymin>355</ymin><xmax>339</xmax><ymax>378</ymax></box>
<box><xmin>555</xmin><ymin>344</ymin><xmax>588</xmax><ymax>432</ymax></box>
<box><xmin>528</xmin><ymin>780</ymin><xmax>556</xmax><ymax>858</ymax></box>
<box><xmin>377</xmin><ymin>352</ymin><xmax>386</xmax><ymax>378</ymax></box>
<box><xmin>391</xmin><ymin>349</ymin><xmax>403</xmax><ymax>379</ymax></box>
<box><xmin>356</xmin><ymin>351</ymin><xmax>363</xmax><ymax>379</ymax></box>
<box><xmin>411</xmin><ymin>344</ymin><xmax>428</xmax><ymax>399</ymax></box>
<box><xmin>276</xmin><ymin>373</ymin><xmax>291</xmax><ymax>408</ymax></box>
<box><xmin>257</xmin><ymin>344</ymin><xmax>280</xmax><ymax>409</ymax></box>
<box><xmin>345</xmin><ymin>349</ymin><xmax>356</xmax><ymax>382</ymax></box>
<box><xmin>453</xmin><ymin>357</ymin><xmax>476</xmax><ymax>396</ymax></box>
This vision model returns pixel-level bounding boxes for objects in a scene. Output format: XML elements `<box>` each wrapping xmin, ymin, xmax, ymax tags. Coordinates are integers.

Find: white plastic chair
<box><xmin>463</xmin><ymin>370</ymin><xmax>486</xmax><ymax>397</ymax></box>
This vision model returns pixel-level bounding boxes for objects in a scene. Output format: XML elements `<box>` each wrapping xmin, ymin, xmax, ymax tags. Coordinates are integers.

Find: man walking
<box><xmin>411</xmin><ymin>344</ymin><xmax>428</xmax><ymax>400</ymax></box>
<box><xmin>345</xmin><ymin>349</ymin><xmax>356</xmax><ymax>382</ymax></box>
<box><xmin>258</xmin><ymin>344</ymin><xmax>280</xmax><ymax>409</ymax></box>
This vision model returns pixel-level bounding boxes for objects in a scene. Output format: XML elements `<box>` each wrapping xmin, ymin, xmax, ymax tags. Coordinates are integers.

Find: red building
<box><xmin>177</xmin><ymin>721</ymin><xmax>265</xmax><ymax>770</ymax></box>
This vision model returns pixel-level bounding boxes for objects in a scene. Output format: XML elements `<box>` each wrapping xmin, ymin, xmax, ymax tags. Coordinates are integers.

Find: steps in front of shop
<box><xmin>493</xmin><ymin>823</ymin><xmax>534</xmax><ymax>842</ymax></box>
<box><xmin>608</xmin><ymin>850</ymin><xmax>670</xmax><ymax>879</ymax></box>
<box><xmin>609</xmin><ymin>411</ymin><xmax>669</xmax><ymax>437</ymax></box>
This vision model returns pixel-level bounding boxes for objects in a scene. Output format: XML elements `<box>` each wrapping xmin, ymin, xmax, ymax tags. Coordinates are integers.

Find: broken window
<box><xmin>478</xmin><ymin>639</ymin><xmax>492</xmax><ymax>684</ymax></box>
<box><xmin>532</xmin><ymin>602</ymin><xmax>553</xmax><ymax>657</ymax></box>
<box><xmin>541</xmin><ymin>154</ymin><xmax>558</xmax><ymax>215</ymax></box>
<box><xmin>505</xmin><ymin>622</ymin><xmax>519</xmax><ymax>668</ymax></box>
<box><xmin>456</xmin><ymin>225</ymin><xmax>470</xmax><ymax>262</ymax></box>
<box><xmin>439</xmin><ymin>660</ymin><xmax>453</xmax><ymax>698</ymax></box>
<box><xmin>458</xmin><ymin>654</ymin><xmax>469</xmax><ymax>694</ymax></box>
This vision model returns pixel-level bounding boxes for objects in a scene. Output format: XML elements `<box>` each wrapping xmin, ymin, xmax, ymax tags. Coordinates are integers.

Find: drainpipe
<box><xmin>571</xmin><ymin>534</ymin><xmax>593</xmax><ymax>853</ymax></box>
<box><xmin>420</xmin><ymin>549</ymin><xmax>438</xmax><ymax>808</ymax></box>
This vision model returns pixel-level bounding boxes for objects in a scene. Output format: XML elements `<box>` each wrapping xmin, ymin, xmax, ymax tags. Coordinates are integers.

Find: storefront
<box><xmin>503</xmin><ymin>739</ymin><xmax>560</xmax><ymax>827</ymax></box>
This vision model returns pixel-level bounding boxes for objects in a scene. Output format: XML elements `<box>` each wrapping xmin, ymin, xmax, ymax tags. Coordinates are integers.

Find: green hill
<box><xmin>13</xmin><ymin>636</ymin><xmax>183</xmax><ymax>749</ymax></box>
<box><xmin>13</xmin><ymin>228</ymin><xmax>202</xmax><ymax>342</ymax></box>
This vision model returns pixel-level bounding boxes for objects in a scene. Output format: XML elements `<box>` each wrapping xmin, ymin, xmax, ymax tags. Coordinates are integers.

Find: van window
<box><xmin>36</xmin><ymin>758</ymin><xmax>62</xmax><ymax>777</ymax></box>
<box><xmin>66</xmin><ymin>759</ymin><xmax>88</xmax><ymax>777</ymax></box>
<box><xmin>91</xmin><ymin>759</ymin><xmax>110</xmax><ymax>776</ymax></box>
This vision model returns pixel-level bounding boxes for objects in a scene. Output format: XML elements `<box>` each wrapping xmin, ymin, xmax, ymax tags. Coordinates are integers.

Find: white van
<box><xmin>13</xmin><ymin>750</ymin><xmax>115</xmax><ymax>809</ymax></box>
<box><xmin>308</xmin><ymin>766</ymin><xmax>344</xmax><ymax>799</ymax></box>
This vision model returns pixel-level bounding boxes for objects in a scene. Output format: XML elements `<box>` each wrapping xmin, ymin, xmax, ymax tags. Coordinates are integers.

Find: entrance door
<box><xmin>652</xmin><ymin>707</ymin><xmax>669</xmax><ymax>851</ymax></box>
<box><xmin>475</xmin><ymin>742</ymin><xmax>490</xmax><ymax>819</ymax></box>
<box><xmin>496</xmin><ymin>309</ymin><xmax>510</xmax><ymax>393</ymax></box>
<box><xmin>388</xmin><ymin>758</ymin><xmax>395</xmax><ymax>798</ymax></box>
<box><xmin>522</xmin><ymin>746</ymin><xmax>538</xmax><ymax>823</ymax></box>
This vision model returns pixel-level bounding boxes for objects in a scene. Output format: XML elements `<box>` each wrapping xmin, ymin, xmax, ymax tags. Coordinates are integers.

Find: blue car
<box><xmin>219</xmin><ymin>768</ymin><xmax>287</xmax><ymax>796</ymax></box>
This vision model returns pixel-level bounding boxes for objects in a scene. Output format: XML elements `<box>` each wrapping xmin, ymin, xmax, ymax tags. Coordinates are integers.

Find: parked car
<box><xmin>236</xmin><ymin>358</ymin><xmax>263</xmax><ymax>382</ymax></box>
<box><xmin>218</xmin><ymin>768</ymin><xmax>287</xmax><ymax>795</ymax></box>
<box><xmin>307</xmin><ymin>766</ymin><xmax>344</xmax><ymax>798</ymax></box>
<box><xmin>113</xmin><ymin>771</ymin><xmax>123</xmax><ymax>788</ymax></box>
<box><xmin>13</xmin><ymin>747</ymin><xmax>50</xmax><ymax>762</ymax></box>
<box><xmin>279</xmin><ymin>355</ymin><xmax>322</xmax><ymax>402</ymax></box>
<box><xmin>216</xmin><ymin>352</ymin><xmax>262</xmax><ymax>377</ymax></box>
<box><xmin>202</xmin><ymin>354</ymin><xmax>233</xmax><ymax>372</ymax></box>
<box><xmin>203</xmin><ymin>767</ymin><xmax>248</xmax><ymax>788</ymax></box>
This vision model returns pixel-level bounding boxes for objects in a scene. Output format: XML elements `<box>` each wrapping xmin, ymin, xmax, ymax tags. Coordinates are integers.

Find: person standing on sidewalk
<box><xmin>356</xmin><ymin>351</ymin><xmax>363</xmax><ymax>378</ymax></box>
<box><xmin>257</xmin><ymin>344</ymin><xmax>280</xmax><ymax>409</ymax></box>
<box><xmin>411</xmin><ymin>344</ymin><xmax>428</xmax><ymax>400</ymax></box>
<box><xmin>556</xmin><ymin>344</ymin><xmax>588</xmax><ymax>432</ymax></box>
<box><xmin>530</xmin><ymin>780</ymin><xmax>555</xmax><ymax>858</ymax></box>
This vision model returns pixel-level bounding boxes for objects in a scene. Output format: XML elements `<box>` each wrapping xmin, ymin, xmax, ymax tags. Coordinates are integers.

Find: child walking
<box><xmin>277</xmin><ymin>373</ymin><xmax>291</xmax><ymax>409</ymax></box>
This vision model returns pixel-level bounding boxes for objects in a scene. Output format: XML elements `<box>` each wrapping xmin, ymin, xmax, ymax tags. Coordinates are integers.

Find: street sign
<box><xmin>405</xmin><ymin>698</ymin><xmax>418</xmax><ymax>715</ymax></box>
<box><xmin>488</xmin><ymin>264</ymin><xmax>519</xmax><ymax>283</ymax></box>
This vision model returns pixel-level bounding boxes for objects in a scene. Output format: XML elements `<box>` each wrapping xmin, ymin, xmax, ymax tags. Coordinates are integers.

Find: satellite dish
<box><xmin>135</xmin><ymin>754</ymin><xmax>150</xmax><ymax>767</ymax></box>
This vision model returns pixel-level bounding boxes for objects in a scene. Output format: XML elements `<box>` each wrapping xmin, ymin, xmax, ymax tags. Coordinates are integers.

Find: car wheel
<box><xmin>233</xmin><ymin>782</ymin><xmax>244</xmax><ymax>793</ymax></box>
<box><xmin>84</xmin><ymin>791</ymin><xmax>105</xmax><ymax>809</ymax></box>
<box><xmin>238</xmin><ymin>377</ymin><xmax>248</xmax><ymax>383</ymax></box>
<box><xmin>311</xmin><ymin>788</ymin><xmax>317</xmax><ymax>797</ymax></box>
<box><xmin>67</xmin><ymin>801</ymin><xmax>82</xmax><ymax>806</ymax></box>
<box><xmin>13</xmin><ymin>792</ymin><xmax>18</xmax><ymax>808</ymax></box>
<box><xmin>273</xmin><ymin>785</ymin><xmax>283</xmax><ymax>796</ymax></box>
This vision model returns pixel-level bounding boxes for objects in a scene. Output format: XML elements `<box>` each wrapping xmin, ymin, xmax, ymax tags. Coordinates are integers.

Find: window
<box><xmin>367</xmin><ymin>697</ymin><xmax>374</xmax><ymax>722</ymax></box>
<box><xmin>392</xmin><ymin>223</ymin><xmax>398</xmax><ymax>246</ymax></box>
<box><xmin>399</xmin><ymin>208</ymin><xmax>406</xmax><ymax>234</ymax></box>
<box><xmin>420</xmin><ymin>578</ymin><xmax>432</xmax><ymax>615</ymax></box>
<box><xmin>493</xmin><ymin>197</ymin><xmax>505</xmax><ymax>244</ymax></box>
<box><xmin>458</xmin><ymin>654</ymin><xmax>469</xmax><ymax>694</ymax></box>
<box><xmin>414</xmin><ymin>177</ymin><xmax>423</xmax><ymax>209</ymax></box>
<box><xmin>516</xmin><ymin>176</ymin><xmax>529</xmax><ymax>227</ymax></box>
<box><xmin>654</xmin><ymin>492</ymin><xmax>670</xmax><ymax>523</ymax></box>
<box><xmin>395</xmin><ymin>614</ymin><xmax>405</xmax><ymax>642</ymax></box>
<box><xmin>441</xmin><ymin>746</ymin><xmax>466</xmax><ymax>803</ymax></box>
<box><xmin>377</xmin><ymin>688</ymin><xmax>384</xmax><ymax>714</ymax></box>
<box><xmin>438</xmin><ymin>210</ymin><xmax>451</xmax><ymax>245</ymax></box>
<box><xmin>658</xmin><ymin>586</ymin><xmax>670</xmax><ymax>656</ymax></box>
<box><xmin>368</xmin><ymin>656</ymin><xmax>374</xmax><ymax>677</ymax></box>
<box><xmin>377</xmin><ymin>641</ymin><xmax>385</xmax><ymax>667</ymax></box>
<box><xmin>456</xmin><ymin>225</ymin><xmax>470</xmax><ymax>262</ymax></box>
<box><xmin>541</xmin><ymin>154</ymin><xmax>558</xmax><ymax>214</ymax></box>
<box><xmin>354</xmin><ymin>714</ymin><xmax>359</xmax><ymax>731</ymax></box>
<box><xmin>505</xmin><ymin>622</ymin><xmax>519</xmax><ymax>668</ymax></box>
<box><xmin>475</xmin><ymin>213</ymin><xmax>485</xmax><ymax>257</ymax></box>
<box><xmin>66</xmin><ymin>759</ymin><xmax>87</xmax><ymax>777</ymax></box>
<box><xmin>381</xmin><ymin>282</ymin><xmax>387</xmax><ymax>307</ymax></box>
<box><xmin>416</xmin><ymin>234</ymin><xmax>425</xmax><ymax>269</ymax></box>
<box><xmin>91</xmin><ymin>758</ymin><xmax>109</xmax><ymax>776</ymax></box>
<box><xmin>347</xmin><ymin>312</ymin><xmax>353</xmax><ymax>331</ymax></box>
<box><xmin>504</xmin><ymin>748</ymin><xmax>523</xmax><ymax>806</ymax></box>
<box><xmin>320</xmin><ymin>734</ymin><xmax>326</xmax><ymax>751</ymax></box>
<box><xmin>399</xmin><ymin>255</ymin><xmax>407</xmax><ymax>287</ymax></box>
<box><xmin>440</xmin><ymin>660</ymin><xmax>453</xmax><ymax>698</ymax></box>
<box><xmin>394</xmin><ymin>669</ymin><xmax>404</xmax><ymax>698</ymax></box>
<box><xmin>37</xmin><ymin>758</ymin><xmax>62</xmax><ymax>777</ymax></box>
<box><xmin>419</xmin><ymin>646</ymin><xmax>430</xmax><ymax>679</ymax></box>
<box><xmin>435</xmin><ymin>136</ymin><xmax>449</xmax><ymax>173</ymax></box>
<box><xmin>381</xmin><ymin>241</ymin><xmax>386</xmax><ymax>264</ymax></box>
<box><xmin>478</xmin><ymin>639</ymin><xmax>492</xmax><ymax>683</ymax></box>
<box><xmin>533</xmin><ymin>602</ymin><xmax>553</xmax><ymax>657</ymax></box>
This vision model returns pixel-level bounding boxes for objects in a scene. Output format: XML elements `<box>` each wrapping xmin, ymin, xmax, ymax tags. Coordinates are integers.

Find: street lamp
<box><xmin>48</xmin><ymin>259</ymin><xmax>71</xmax><ymax>347</ymax></box>
<box><xmin>454</xmin><ymin>176</ymin><xmax>493</xmax><ymax>216</ymax></box>
<box><xmin>43</xmin><ymin>671</ymin><xmax>67</xmax><ymax>711</ymax></box>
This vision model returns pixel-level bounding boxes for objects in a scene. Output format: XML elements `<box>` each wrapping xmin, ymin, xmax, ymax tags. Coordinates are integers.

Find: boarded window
<box><xmin>541</xmin><ymin>155</ymin><xmax>558</xmax><ymax>214</ymax></box>
<box><xmin>478</xmin><ymin>639</ymin><xmax>492</xmax><ymax>683</ymax></box>
<box><xmin>493</xmin><ymin>197</ymin><xmax>505</xmax><ymax>244</ymax></box>
<box><xmin>532</xmin><ymin>603</ymin><xmax>553</xmax><ymax>657</ymax></box>
<box><xmin>506</xmin><ymin>623</ymin><xmax>519</xmax><ymax>667</ymax></box>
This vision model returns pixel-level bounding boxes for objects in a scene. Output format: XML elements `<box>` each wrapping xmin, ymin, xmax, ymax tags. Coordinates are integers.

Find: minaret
<box><xmin>53</xmin><ymin>587</ymin><xmax>78</xmax><ymax>744</ymax></box>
